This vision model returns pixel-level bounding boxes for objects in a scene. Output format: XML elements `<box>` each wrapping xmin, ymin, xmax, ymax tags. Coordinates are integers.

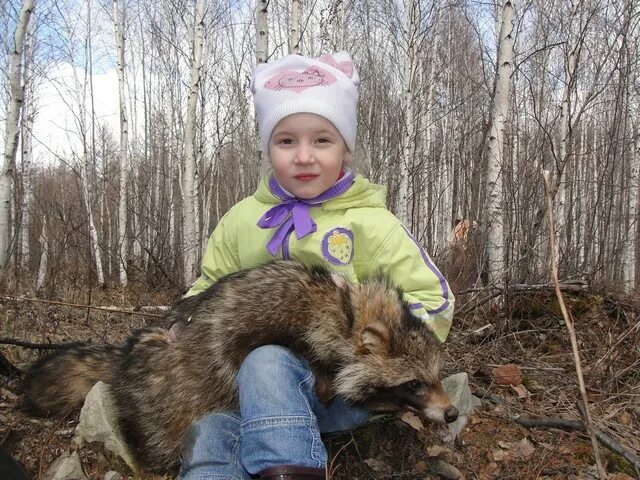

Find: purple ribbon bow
<box><xmin>257</xmin><ymin>172</ymin><xmax>355</xmax><ymax>257</ymax></box>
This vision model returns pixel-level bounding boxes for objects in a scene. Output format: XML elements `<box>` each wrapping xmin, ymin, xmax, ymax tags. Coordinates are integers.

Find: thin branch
<box><xmin>542</xmin><ymin>169</ymin><xmax>606</xmax><ymax>480</ymax></box>
<box><xmin>0</xmin><ymin>294</ymin><xmax>163</xmax><ymax>318</ymax></box>
<box><xmin>516</xmin><ymin>415</ymin><xmax>640</xmax><ymax>475</ymax></box>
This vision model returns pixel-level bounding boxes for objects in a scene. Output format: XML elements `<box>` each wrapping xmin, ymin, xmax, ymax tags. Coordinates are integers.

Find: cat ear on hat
<box><xmin>318</xmin><ymin>51</ymin><xmax>359</xmax><ymax>85</ymax></box>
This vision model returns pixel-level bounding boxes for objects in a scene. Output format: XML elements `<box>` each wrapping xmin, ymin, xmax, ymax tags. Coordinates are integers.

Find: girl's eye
<box><xmin>316</xmin><ymin>138</ymin><xmax>331</xmax><ymax>144</ymax></box>
<box><xmin>279</xmin><ymin>138</ymin><xmax>294</xmax><ymax>145</ymax></box>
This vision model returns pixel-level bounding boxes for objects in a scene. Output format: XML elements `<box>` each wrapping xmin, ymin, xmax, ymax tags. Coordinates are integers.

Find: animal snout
<box><xmin>444</xmin><ymin>406</ymin><xmax>459</xmax><ymax>423</ymax></box>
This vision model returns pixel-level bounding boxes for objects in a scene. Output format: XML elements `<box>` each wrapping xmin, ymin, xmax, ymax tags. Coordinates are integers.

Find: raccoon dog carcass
<box><xmin>20</xmin><ymin>261</ymin><xmax>458</xmax><ymax>472</ymax></box>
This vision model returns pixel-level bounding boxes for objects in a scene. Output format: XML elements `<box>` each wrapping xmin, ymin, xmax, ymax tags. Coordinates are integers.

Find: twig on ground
<box><xmin>486</xmin><ymin>363</ymin><xmax>565</xmax><ymax>372</ymax></box>
<box><xmin>542</xmin><ymin>169</ymin><xmax>606</xmax><ymax>479</ymax></box>
<box><xmin>471</xmin><ymin>386</ymin><xmax>505</xmax><ymax>405</ymax></box>
<box><xmin>327</xmin><ymin>438</ymin><xmax>354</xmax><ymax>480</ymax></box>
<box><xmin>0</xmin><ymin>294</ymin><xmax>163</xmax><ymax>318</ymax></box>
<box><xmin>516</xmin><ymin>415</ymin><xmax>640</xmax><ymax>475</ymax></box>
<box><xmin>0</xmin><ymin>337</ymin><xmax>83</xmax><ymax>350</ymax></box>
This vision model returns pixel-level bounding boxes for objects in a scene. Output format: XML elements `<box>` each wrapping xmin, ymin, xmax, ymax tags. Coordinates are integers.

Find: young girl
<box><xmin>178</xmin><ymin>52</ymin><xmax>454</xmax><ymax>480</ymax></box>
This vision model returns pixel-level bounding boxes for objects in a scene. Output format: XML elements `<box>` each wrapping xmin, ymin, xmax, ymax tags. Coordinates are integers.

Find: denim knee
<box><xmin>237</xmin><ymin>345</ymin><xmax>326</xmax><ymax>472</ymax></box>
<box><xmin>178</xmin><ymin>412</ymin><xmax>250</xmax><ymax>480</ymax></box>
<box><xmin>237</xmin><ymin>345</ymin><xmax>309</xmax><ymax>386</ymax></box>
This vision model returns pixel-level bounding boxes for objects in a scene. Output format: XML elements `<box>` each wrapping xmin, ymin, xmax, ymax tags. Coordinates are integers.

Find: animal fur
<box><xmin>20</xmin><ymin>261</ymin><xmax>456</xmax><ymax>472</ymax></box>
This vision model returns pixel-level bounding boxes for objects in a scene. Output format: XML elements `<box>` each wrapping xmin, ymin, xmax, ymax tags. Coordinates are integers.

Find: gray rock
<box><xmin>442</xmin><ymin>372</ymin><xmax>481</xmax><ymax>440</ymax></box>
<box><xmin>43</xmin><ymin>451</ymin><xmax>87</xmax><ymax>480</ymax></box>
<box><xmin>428</xmin><ymin>459</ymin><xmax>461</xmax><ymax>479</ymax></box>
<box><xmin>73</xmin><ymin>381</ymin><xmax>137</xmax><ymax>472</ymax></box>
<box><xmin>104</xmin><ymin>471</ymin><xmax>124</xmax><ymax>480</ymax></box>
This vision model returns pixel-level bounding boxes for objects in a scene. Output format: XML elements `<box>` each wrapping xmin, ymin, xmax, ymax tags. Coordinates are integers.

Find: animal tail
<box><xmin>19</xmin><ymin>343</ymin><xmax>122</xmax><ymax>417</ymax></box>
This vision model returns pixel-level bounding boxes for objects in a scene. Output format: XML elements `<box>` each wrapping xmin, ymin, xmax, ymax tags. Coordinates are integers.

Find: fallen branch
<box><xmin>516</xmin><ymin>415</ymin><xmax>640</xmax><ymax>475</ymax></box>
<box><xmin>0</xmin><ymin>337</ymin><xmax>83</xmax><ymax>350</ymax></box>
<box><xmin>542</xmin><ymin>170</ymin><xmax>605</xmax><ymax>479</ymax></box>
<box><xmin>0</xmin><ymin>294</ymin><xmax>163</xmax><ymax>319</ymax></box>
<box><xmin>457</xmin><ymin>280</ymin><xmax>588</xmax><ymax>296</ymax></box>
<box><xmin>486</xmin><ymin>363</ymin><xmax>565</xmax><ymax>373</ymax></box>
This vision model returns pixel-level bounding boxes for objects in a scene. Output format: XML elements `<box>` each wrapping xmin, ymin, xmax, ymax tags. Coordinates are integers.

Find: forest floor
<box><xmin>1</xmin><ymin>284</ymin><xmax>639</xmax><ymax>479</ymax></box>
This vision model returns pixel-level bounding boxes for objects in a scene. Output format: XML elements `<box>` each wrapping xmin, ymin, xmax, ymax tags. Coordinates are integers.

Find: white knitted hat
<box><xmin>250</xmin><ymin>51</ymin><xmax>360</xmax><ymax>152</ymax></box>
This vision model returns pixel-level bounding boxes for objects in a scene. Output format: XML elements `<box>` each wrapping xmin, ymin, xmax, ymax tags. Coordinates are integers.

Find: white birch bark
<box><xmin>290</xmin><ymin>0</ymin><xmax>301</xmax><ymax>54</ymax></box>
<box><xmin>399</xmin><ymin>0</ymin><xmax>418</xmax><ymax>227</ymax></box>
<box><xmin>1</xmin><ymin>0</ymin><xmax>34</xmax><ymax>278</ymax></box>
<box><xmin>556</xmin><ymin>0</ymin><xmax>581</xmax><ymax>265</ymax></box>
<box><xmin>20</xmin><ymin>19</ymin><xmax>35</xmax><ymax>270</ymax></box>
<box><xmin>485</xmin><ymin>0</ymin><xmax>514</xmax><ymax>285</ymax></box>
<box><xmin>61</xmin><ymin>0</ymin><xmax>104</xmax><ymax>285</ymax></box>
<box><xmin>80</xmin><ymin>157</ymin><xmax>105</xmax><ymax>285</ymax></box>
<box><xmin>182</xmin><ymin>0</ymin><xmax>206</xmax><ymax>287</ymax></box>
<box><xmin>256</xmin><ymin>0</ymin><xmax>268</xmax><ymax>64</ymax></box>
<box><xmin>422</xmin><ymin>1</ymin><xmax>442</xmax><ymax>245</ymax></box>
<box><xmin>114</xmin><ymin>0</ymin><xmax>129</xmax><ymax>286</ymax></box>
<box><xmin>36</xmin><ymin>216</ymin><xmax>48</xmax><ymax>292</ymax></box>
<box><xmin>577</xmin><ymin>126</ymin><xmax>587</xmax><ymax>267</ymax></box>
<box><xmin>626</xmin><ymin>122</ymin><xmax>640</xmax><ymax>291</ymax></box>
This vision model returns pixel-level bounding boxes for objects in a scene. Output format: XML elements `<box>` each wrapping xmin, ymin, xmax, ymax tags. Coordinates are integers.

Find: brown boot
<box><xmin>259</xmin><ymin>464</ymin><xmax>326</xmax><ymax>479</ymax></box>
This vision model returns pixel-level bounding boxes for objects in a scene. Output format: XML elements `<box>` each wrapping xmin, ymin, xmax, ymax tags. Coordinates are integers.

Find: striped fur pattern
<box><xmin>20</xmin><ymin>261</ymin><xmax>455</xmax><ymax>472</ymax></box>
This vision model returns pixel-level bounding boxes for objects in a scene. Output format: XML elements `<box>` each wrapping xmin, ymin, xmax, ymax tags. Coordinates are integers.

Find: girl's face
<box><xmin>269</xmin><ymin>113</ymin><xmax>350</xmax><ymax>199</ymax></box>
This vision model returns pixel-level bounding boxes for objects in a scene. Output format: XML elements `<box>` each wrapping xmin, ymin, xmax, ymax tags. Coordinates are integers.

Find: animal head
<box><xmin>336</xmin><ymin>280</ymin><xmax>458</xmax><ymax>425</ymax></box>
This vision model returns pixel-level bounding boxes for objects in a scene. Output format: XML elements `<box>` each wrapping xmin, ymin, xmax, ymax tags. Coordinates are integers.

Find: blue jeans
<box><xmin>178</xmin><ymin>345</ymin><xmax>370</xmax><ymax>480</ymax></box>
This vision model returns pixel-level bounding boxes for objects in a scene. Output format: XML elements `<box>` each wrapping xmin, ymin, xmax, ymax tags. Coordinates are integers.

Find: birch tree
<box><xmin>182</xmin><ymin>0</ymin><xmax>206</xmax><ymax>287</ymax></box>
<box><xmin>621</xmin><ymin>0</ymin><xmax>637</xmax><ymax>292</ymax></box>
<box><xmin>1</xmin><ymin>0</ymin><xmax>34</xmax><ymax>279</ymax></box>
<box><xmin>290</xmin><ymin>0</ymin><xmax>301</xmax><ymax>54</ymax></box>
<box><xmin>485</xmin><ymin>0</ymin><xmax>514</xmax><ymax>285</ymax></box>
<box><xmin>36</xmin><ymin>216</ymin><xmax>48</xmax><ymax>292</ymax></box>
<box><xmin>114</xmin><ymin>0</ymin><xmax>129</xmax><ymax>286</ymax></box>
<box><xmin>256</xmin><ymin>0</ymin><xmax>268</xmax><ymax>64</ymax></box>
<box><xmin>399</xmin><ymin>0</ymin><xmax>419</xmax><ymax>227</ymax></box>
<box><xmin>19</xmin><ymin>17</ymin><xmax>35</xmax><ymax>271</ymax></box>
<box><xmin>555</xmin><ymin>0</ymin><xmax>581</xmax><ymax>266</ymax></box>
<box><xmin>68</xmin><ymin>0</ymin><xmax>105</xmax><ymax>286</ymax></box>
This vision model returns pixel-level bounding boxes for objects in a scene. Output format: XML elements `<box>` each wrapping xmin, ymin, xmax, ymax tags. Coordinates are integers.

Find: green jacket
<box><xmin>187</xmin><ymin>172</ymin><xmax>454</xmax><ymax>341</ymax></box>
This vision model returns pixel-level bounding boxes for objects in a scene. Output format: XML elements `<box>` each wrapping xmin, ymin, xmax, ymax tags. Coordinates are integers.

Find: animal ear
<box><xmin>358</xmin><ymin>323</ymin><xmax>391</xmax><ymax>356</ymax></box>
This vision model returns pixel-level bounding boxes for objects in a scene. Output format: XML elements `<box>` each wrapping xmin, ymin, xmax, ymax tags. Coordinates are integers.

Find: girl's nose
<box><xmin>294</xmin><ymin>143</ymin><xmax>313</xmax><ymax>164</ymax></box>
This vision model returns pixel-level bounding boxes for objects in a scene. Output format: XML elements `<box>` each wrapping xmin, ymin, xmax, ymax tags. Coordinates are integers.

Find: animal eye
<box><xmin>407</xmin><ymin>380</ymin><xmax>423</xmax><ymax>392</ymax></box>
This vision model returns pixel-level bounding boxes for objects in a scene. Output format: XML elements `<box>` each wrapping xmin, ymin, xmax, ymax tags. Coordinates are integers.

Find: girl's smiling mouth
<box><xmin>294</xmin><ymin>174</ymin><xmax>319</xmax><ymax>182</ymax></box>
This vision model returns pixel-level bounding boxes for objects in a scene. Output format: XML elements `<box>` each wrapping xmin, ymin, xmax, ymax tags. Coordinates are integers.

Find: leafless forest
<box><xmin>1</xmin><ymin>0</ymin><xmax>639</xmax><ymax>296</ymax></box>
<box><xmin>2</xmin><ymin>2</ymin><xmax>640</xmax><ymax>479</ymax></box>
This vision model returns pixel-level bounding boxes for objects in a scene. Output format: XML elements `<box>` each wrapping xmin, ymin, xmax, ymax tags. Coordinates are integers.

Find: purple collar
<box><xmin>257</xmin><ymin>171</ymin><xmax>355</xmax><ymax>256</ymax></box>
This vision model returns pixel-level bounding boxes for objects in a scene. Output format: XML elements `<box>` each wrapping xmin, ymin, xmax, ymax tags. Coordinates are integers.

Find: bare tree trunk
<box><xmin>422</xmin><ymin>0</ymin><xmax>441</xmax><ymax>245</ymax></box>
<box><xmin>485</xmin><ymin>0</ymin><xmax>514</xmax><ymax>286</ymax></box>
<box><xmin>182</xmin><ymin>0</ymin><xmax>206</xmax><ymax>287</ymax></box>
<box><xmin>399</xmin><ymin>0</ymin><xmax>418</xmax><ymax>227</ymax></box>
<box><xmin>621</xmin><ymin>0</ymin><xmax>636</xmax><ymax>292</ymax></box>
<box><xmin>36</xmin><ymin>216</ymin><xmax>48</xmax><ymax>292</ymax></box>
<box><xmin>290</xmin><ymin>0</ymin><xmax>301</xmax><ymax>54</ymax></box>
<box><xmin>556</xmin><ymin>0</ymin><xmax>581</xmax><ymax>268</ymax></box>
<box><xmin>20</xmin><ymin>18</ymin><xmax>35</xmax><ymax>271</ymax></box>
<box><xmin>256</xmin><ymin>0</ymin><xmax>268</xmax><ymax>64</ymax></box>
<box><xmin>114</xmin><ymin>0</ymin><xmax>129</xmax><ymax>286</ymax></box>
<box><xmin>628</xmin><ymin>123</ymin><xmax>640</xmax><ymax>291</ymax></box>
<box><xmin>1</xmin><ymin>0</ymin><xmax>34</xmax><ymax>280</ymax></box>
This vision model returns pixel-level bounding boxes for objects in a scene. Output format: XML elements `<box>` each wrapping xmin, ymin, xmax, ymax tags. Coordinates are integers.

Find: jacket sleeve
<box><xmin>370</xmin><ymin>223</ymin><xmax>454</xmax><ymax>342</ymax></box>
<box><xmin>185</xmin><ymin>211</ymin><xmax>240</xmax><ymax>297</ymax></box>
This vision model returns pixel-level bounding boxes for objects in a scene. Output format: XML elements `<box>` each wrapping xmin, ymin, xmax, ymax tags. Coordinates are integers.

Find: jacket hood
<box><xmin>253</xmin><ymin>173</ymin><xmax>387</xmax><ymax>210</ymax></box>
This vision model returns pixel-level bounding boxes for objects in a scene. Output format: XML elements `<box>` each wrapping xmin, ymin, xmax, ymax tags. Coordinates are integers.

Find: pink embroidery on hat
<box><xmin>264</xmin><ymin>66</ymin><xmax>337</xmax><ymax>93</ymax></box>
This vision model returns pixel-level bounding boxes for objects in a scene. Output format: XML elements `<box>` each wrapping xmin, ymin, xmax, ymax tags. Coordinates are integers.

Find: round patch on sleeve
<box><xmin>321</xmin><ymin>227</ymin><xmax>354</xmax><ymax>266</ymax></box>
